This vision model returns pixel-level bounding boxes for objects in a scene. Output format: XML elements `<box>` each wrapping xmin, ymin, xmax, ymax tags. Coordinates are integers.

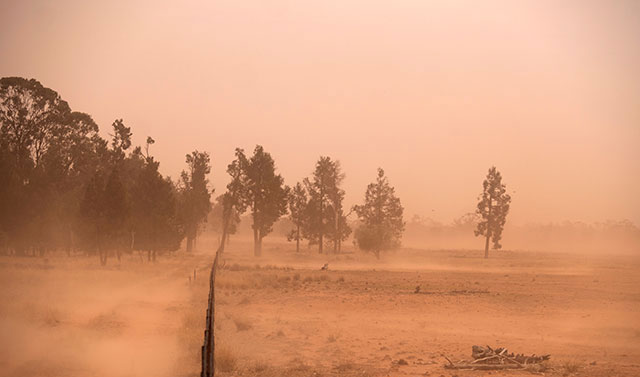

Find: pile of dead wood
<box><xmin>444</xmin><ymin>345</ymin><xmax>550</xmax><ymax>370</ymax></box>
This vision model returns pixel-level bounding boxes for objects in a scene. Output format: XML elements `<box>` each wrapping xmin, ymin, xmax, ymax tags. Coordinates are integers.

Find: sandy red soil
<box><xmin>1</xmin><ymin>238</ymin><xmax>639</xmax><ymax>377</ymax></box>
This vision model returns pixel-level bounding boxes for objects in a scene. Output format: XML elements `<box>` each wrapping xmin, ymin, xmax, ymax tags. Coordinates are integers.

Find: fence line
<box><xmin>200</xmin><ymin>242</ymin><xmax>222</xmax><ymax>377</ymax></box>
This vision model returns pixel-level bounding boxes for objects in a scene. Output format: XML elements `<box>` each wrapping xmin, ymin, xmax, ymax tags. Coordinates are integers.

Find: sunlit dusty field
<box><xmin>1</xmin><ymin>240</ymin><xmax>639</xmax><ymax>377</ymax></box>
<box><xmin>214</xmin><ymin>241</ymin><xmax>640</xmax><ymax>377</ymax></box>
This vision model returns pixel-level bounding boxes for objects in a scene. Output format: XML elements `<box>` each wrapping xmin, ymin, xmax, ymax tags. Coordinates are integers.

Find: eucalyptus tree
<box><xmin>353</xmin><ymin>168</ymin><xmax>404</xmax><ymax>259</ymax></box>
<box><xmin>228</xmin><ymin>146</ymin><xmax>288</xmax><ymax>257</ymax></box>
<box><xmin>179</xmin><ymin>151</ymin><xmax>212</xmax><ymax>252</ymax></box>
<box><xmin>303</xmin><ymin>156</ymin><xmax>347</xmax><ymax>253</ymax></box>
<box><xmin>475</xmin><ymin>166</ymin><xmax>511</xmax><ymax>258</ymax></box>
<box><xmin>287</xmin><ymin>182</ymin><xmax>308</xmax><ymax>252</ymax></box>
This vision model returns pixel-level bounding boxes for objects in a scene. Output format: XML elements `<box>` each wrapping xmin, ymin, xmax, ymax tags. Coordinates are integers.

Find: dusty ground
<box><xmin>0</xmin><ymin>249</ymin><xmax>212</xmax><ymax>377</ymax></box>
<box><xmin>1</xmin><ymin>239</ymin><xmax>639</xmax><ymax>377</ymax></box>
<box><xmin>213</xmin><ymin>240</ymin><xmax>640</xmax><ymax>377</ymax></box>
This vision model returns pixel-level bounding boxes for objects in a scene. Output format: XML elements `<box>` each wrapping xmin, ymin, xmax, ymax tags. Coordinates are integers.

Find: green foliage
<box><xmin>79</xmin><ymin>168</ymin><xmax>129</xmax><ymax>265</ymax></box>
<box><xmin>302</xmin><ymin>156</ymin><xmax>349</xmax><ymax>253</ymax></box>
<box><xmin>475</xmin><ymin>166</ymin><xmax>511</xmax><ymax>256</ymax></box>
<box><xmin>131</xmin><ymin>155</ymin><xmax>183</xmax><ymax>258</ymax></box>
<box><xmin>0</xmin><ymin>77</ymin><xmax>103</xmax><ymax>254</ymax></box>
<box><xmin>178</xmin><ymin>151</ymin><xmax>212</xmax><ymax>252</ymax></box>
<box><xmin>228</xmin><ymin>145</ymin><xmax>288</xmax><ymax>256</ymax></box>
<box><xmin>286</xmin><ymin>182</ymin><xmax>308</xmax><ymax>251</ymax></box>
<box><xmin>353</xmin><ymin>168</ymin><xmax>404</xmax><ymax>258</ymax></box>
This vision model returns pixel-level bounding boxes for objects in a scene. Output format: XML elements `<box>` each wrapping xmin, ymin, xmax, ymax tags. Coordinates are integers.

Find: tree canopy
<box><xmin>475</xmin><ymin>166</ymin><xmax>511</xmax><ymax>258</ymax></box>
<box><xmin>353</xmin><ymin>168</ymin><xmax>405</xmax><ymax>258</ymax></box>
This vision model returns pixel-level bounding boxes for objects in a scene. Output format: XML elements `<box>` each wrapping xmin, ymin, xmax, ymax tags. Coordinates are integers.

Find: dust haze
<box><xmin>1</xmin><ymin>1</ymin><xmax>639</xmax><ymax>377</ymax></box>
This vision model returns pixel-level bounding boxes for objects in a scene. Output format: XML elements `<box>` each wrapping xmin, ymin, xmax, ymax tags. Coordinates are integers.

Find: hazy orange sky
<box><xmin>1</xmin><ymin>0</ymin><xmax>639</xmax><ymax>225</ymax></box>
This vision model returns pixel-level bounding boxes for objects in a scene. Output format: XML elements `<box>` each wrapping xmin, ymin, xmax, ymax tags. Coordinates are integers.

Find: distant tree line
<box><xmin>1</xmin><ymin>76</ymin><xmax>519</xmax><ymax>261</ymax></box>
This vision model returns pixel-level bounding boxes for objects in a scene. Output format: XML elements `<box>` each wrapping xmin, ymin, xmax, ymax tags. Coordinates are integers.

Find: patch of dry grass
<box><xmin>559</xmin><ymin>360</ymin><xmax>582</xmax><ymax>376</ymax></box>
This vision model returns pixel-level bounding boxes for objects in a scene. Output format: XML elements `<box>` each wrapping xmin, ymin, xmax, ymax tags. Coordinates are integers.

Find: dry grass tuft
<box><xmin>559</xmin><ymin>360</ymin><xmax>582</xmax><ymax>376</ymax></box>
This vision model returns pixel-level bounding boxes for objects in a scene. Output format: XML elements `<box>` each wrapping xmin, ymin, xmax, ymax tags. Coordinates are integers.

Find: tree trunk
<box><xmin>186</xmin><ymin>235</ymin><xmax>193</xmax><ymax>252</ymax></box>
<box><xmin>147</xmin><ymin>250</ymin><xmax>152</xmax><ymax>261</ymax></box>
<box><xmin>296</xmin><ymin>225</ymin><xmax>300</xmax><ymax>253</ymax></box>
<box><xmin>253</xmin><ymin>227</ymin><xmax>261</xmax><ymax>257</ymax></box>
<box><xmin>484</xmin><ymin>194</ymin><xmax>493</xmax><ymax>259</ymax></box>
<box><xmin>334</xmin><ymin>208</ymin><xmax>339</xmax><ymax>253</ymax></box>
<box><xmin>319</xmin><ymin>189</ymin><xmax>324</xmax><ymax>254</ymax></box>
<box><xmin>484</xmin><ymin>232</ymin><xmax>490</xmax><ymax>259</ymax></box>
<box><xmin>152</xmin><ymin>250</ymin><xmax>156</xmax><ymax>262</ymax></box>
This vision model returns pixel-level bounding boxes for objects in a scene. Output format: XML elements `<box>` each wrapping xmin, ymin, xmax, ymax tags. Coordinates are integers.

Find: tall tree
<box><xmin>229</xmin><ymin>146</ymin><xmax>288</xmax><ymax>257</ymax></box>
<box><xmin>303</xmin><ymin>156</ymin><xmax>345</xmax><ymax>254</ymax></box>
<box><xmin>474</xmin><ymin>166</ymin><xmax>511</xmax><ymax>258</ymax></box>
<box><xmin>131</xmin><ymin>149</ymin><xmax>183</xmax><ymax>262</ymax></box>
<box><xmin>0</xmin><ymin>77</ymin><xmax>103</xmax><ymax>254</ymax></box>
<box><xmin>77</xmin><ymin>120</ymin><xmax>132</xmax><ymax>265</ymax></box>
<box><xmin>179</xmin><ymin>151</ymin><xmax>212</xmax><ymax>252</ymax></box>
<box><xmin>353</xmin><ymin>168</ymin><xmax>404</xmax><ymax>259</ymax></box>
<box><xmin>287</xmin><ymin>182</ymin><xmax>308</xmax><ymax>252</ymax></box>
<box><xmin>210</xmin><ymin>194</ymin><xmax>241</xmax><ymax>242</ymax></box>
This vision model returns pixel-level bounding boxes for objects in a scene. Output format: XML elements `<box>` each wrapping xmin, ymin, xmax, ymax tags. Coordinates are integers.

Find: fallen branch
<box><xmin>445</xmin><ymin>363</ymin><xmax>523</xmax><ymax>370</ymax></box>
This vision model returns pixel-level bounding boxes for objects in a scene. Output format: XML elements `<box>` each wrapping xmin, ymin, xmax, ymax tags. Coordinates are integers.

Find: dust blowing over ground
<box><xmin>1</xmin><ymin>1</ymin><xmax>639</xmax><ymax>377</ymax></box>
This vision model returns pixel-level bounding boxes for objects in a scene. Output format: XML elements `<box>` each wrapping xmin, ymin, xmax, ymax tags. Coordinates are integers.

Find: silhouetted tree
<box><xmin>0</xmin><ymin>77</ymin><xmax>103</xmax><ymax>254</ymax></box>
<box><xmin>229</xmin><ymin>146</ymin><xmax>288</xmax><ymax>257</ymax></box>
<box><xmin>79</xmin><ymin>171</ymin><xmax>107</xmax><ymax>263</ymax></box>
<box><xmin>179</xmin><ymin>151</ymin><xmax>212</xmax><ymax>252</ymax></box>
<box><xmin>102</xmin><ymin>168</ymin><xmax>129</xmax><ymax>263</ymax></box>
<box><xmin>131</xmin><ymin>150</ymin><xmax>183</xmax><ymax>261</ymax></box>
<box><xmin>303</xmin><ymin>156</ymin><xmax>346</xmax><ymax>253</ymax></box>
<box><xmin>210</xmin><ymin>194</ymin><xmax>241</xmax><ymax>242</ymax></box>
<box><xmin>326</xmin><ymin>184</ymin><xmax>351</xmax><ymax>253</ymax></box>
<box><xmin>475</xmin><ymin>166</ymin><xmax>511</xmax><ymax>258</ymax></box>
<box><xmin>287</xmin><ymin>182</ymin><xmax>308</xmax><ymax>252</ymax></box>
<box><xmin>353</xmin><ymin>168</ymin><xmax>404</xmax><ymax>259</ymax></box>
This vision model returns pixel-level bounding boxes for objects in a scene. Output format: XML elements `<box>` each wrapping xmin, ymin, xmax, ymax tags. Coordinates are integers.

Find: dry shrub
<box><xmin>337</xmin><ymin>275</ymin><xmax>345</xmax><ymax>283</ymax></box>
<box><xmin>215</xmin><ymin>347</ymin><xmax>237</xmax><ymax>372</ymax></box>
<box><xmin>234</xmin><ymin>317</ymin><xmax>253</xmax><ymax>331</ymax></box>
<box><xmin>303</xmin><ymin>276</ymin><xmax>313</xmax><ymax>283</ymax></box>
<box><xmin>327</xmin><ymin>333</ymin><xmax>338</xmax><ymax>343</ymax></box>
<box><xmin>293</xmin><ymin>273</ymin><xmax>300</xmax><ymax>281</ymax></box>
<box><xmin>559</xmin><ymin>360</ymin><xmax>582</xmax><ymax>376</ymax></box>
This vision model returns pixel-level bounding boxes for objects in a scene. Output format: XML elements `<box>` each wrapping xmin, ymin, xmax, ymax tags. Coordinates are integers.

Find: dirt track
<box><xmin>1</xmin><ymin>239</ymin><xmax>639</xmax><ymax>377</ymax></box>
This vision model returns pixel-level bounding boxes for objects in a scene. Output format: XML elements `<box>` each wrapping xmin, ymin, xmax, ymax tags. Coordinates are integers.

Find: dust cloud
<box><xmin>1</xmin><ymin>1</ymin><xmax>640</xmax><ymax>377</ymax></box>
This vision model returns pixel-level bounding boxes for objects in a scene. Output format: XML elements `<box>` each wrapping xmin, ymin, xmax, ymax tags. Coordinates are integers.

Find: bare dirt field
<box><xmin>1</xmin><ymin>239</ymin><xmax>639</xmax><ymax>377</ymax></box>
